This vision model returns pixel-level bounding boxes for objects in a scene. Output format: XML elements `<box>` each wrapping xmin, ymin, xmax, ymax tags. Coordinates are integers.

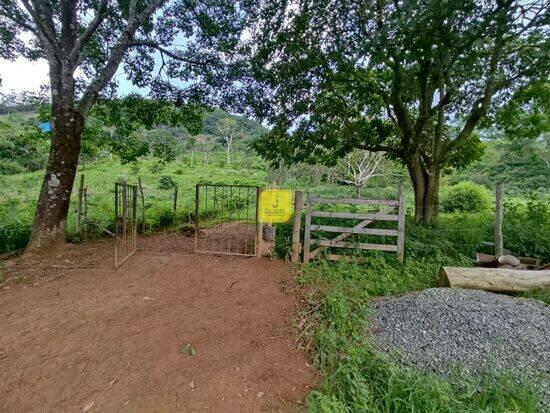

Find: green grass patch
<box><xmin>299</xmin><ymin>260</ymin><xmax>542</xmax><ymax>412</ymax></box>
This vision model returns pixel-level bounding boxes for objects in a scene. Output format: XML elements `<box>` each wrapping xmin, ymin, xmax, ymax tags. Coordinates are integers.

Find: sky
<box><xmin>0</xmin><ymin>57</ymin><xmax>49</xmax><ymax>92</ymax></box>
<box><xmin>0</xmin><ymin>57</ymin><xmax>136</xmax><ymax>95</ymax></box>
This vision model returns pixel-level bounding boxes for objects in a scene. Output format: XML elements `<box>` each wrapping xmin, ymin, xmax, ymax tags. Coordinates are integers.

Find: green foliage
<box><xmin>158</xmin><ymin>175</ymin><xmax>177</xmax><ymax>190</ymax></box>
<box><xmin>110</xmin><ymin>133</ymin><xmax>150</xmax><ymax>165</ymax></box>
<box><xmin>448</xmin><ymin>136</ymin><xmax>550</xmax><ymax>196</ymax></box>
<box><xmin>0</xmin><ymin>199</ymin><xmax>32</xmax><ymax>251</ymax></box>
<box><xmin>0</xmin><ymin>159</ymin><xmax>25</xmax><ymax>175</ymax></box>
<box><xmin>148</xmin><ymin>205</ymin><xmax>175</xmax><ymax>230</ymax></box>
<box><xmin>0</xmin><ymin>113</ymin><xmax>49</xmax><ymax>174</ymax></box>
<box><xmin>441</xmin><ymin>181</ymin><xmax>492</xmax><ymax>213</ymax></box>
<box><xmin>496</xmin><ymin>81</ymin><xmax>549</xmax><ymax>141</ymax></box>
<box><xmin>503</xmin><ymin>199</ymin><xmax>550</xmax><ymax>261</ymax></box>
<box><xmin>0</xmin><ymin>155</ymin><xmax>268</xmax><ymax>253</ymax></box>
<box><xmin>299</xmin><ymin>260</ymin><xmax>541</xmax><ymax>412</ymax></box>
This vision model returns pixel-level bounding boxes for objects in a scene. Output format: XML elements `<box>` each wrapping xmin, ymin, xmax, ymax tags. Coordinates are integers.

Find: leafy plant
<box><xmin>441</xmin><ymin>182</ymin><xmax>492</xmax><ymax>213</ymax></box>
<box><xmin>158</xmin><ymin>175</ymin><xmax>177</xmax><ymax>190</ymax></box>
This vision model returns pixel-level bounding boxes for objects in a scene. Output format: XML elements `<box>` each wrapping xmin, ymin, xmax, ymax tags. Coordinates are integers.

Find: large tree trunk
<box><xmin>407</xmin><ymin>153</ymin><xmax>441</xmax><ymax>225</ymax></box>
<box><xmin>26</xmin><ymin>108</ymin><xmax>84</xmax><ymax>254</ymax></box>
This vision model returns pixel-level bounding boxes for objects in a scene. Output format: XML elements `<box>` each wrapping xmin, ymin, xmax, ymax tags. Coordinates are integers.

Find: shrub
<box><xmin>148</xmin><ymin>161</ymin><xmax>164</xmax><ymax>174</ymax></box>
<box><xmin>441</xmin><ymin>181</ymin><xmax>492</xmax><ymax>213</ymax></box>
<box><xmin>148</xmin><ymin>205</ymin><xmax>175</xmax><ymax>230</ymax></box>
<box><xmin>0</xmin><ymin>159</ymin><xmax>26</xmax><ymax>175</ymax></box>
<box><xmin>158</xmin><ymin>175</ymin><xmax>177</xmax><ymax>190</ymax></box>
<box><xmin>504</xmin><ymin>199</ymin><xmax>550</xmax><ymax>261</ymax></box>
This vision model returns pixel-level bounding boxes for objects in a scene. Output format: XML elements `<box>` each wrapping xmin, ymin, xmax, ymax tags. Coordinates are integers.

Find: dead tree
<box><xmin>336</xmin><ymin>150</ymin><xmax>385</xmax><ymax>197</ymax></box>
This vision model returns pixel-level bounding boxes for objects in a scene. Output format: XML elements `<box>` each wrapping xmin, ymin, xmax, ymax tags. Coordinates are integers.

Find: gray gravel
<box><xmin>368</xmin><ymin>288</ymin><xmax>550</xmax><ymax>407</ymax></box>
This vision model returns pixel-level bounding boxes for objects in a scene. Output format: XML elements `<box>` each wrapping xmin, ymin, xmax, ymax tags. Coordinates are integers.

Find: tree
<box><xmin>248</xmin><ymin>0</ymin><xmax>549</xmax><ymax>224</ymax></box>
<box><xmin>217</xmin><ymin>117</ymin><xmax>239</xmax><ymax>166</ymax></box>
<box><xmin>0</xmin><ymin>0</ymin><xmax>244</xmax><ymax>252</ymax></box>
<box><xmin>496</xmin><ymin>81</ymin><xmax>549</xmax><ymax>169</ymax></box>
<box><xmin>196</xmin><ymin>134</ymin><xmax>214</xmax><ymax>165</ymax></box>
<box><xmin>335</xmin><ymin>150</ymin><xmax>385</xmax><ymax>198</ymax></box>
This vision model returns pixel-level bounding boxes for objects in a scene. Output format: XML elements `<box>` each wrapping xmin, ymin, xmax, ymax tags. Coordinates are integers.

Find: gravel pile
<box><xmin>368</xmin><ymin>288</ymin><xmax>549</xmax><ymax>405</ymax></box>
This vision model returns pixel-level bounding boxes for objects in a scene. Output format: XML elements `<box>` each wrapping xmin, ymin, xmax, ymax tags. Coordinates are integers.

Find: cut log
<box><xmin>440</xmin><ymin>266</ymin><xmax>550</xmax><ymax>293</ymax></box>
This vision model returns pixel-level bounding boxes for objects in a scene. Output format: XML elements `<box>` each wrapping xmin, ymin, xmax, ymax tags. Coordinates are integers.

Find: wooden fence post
<box><xmin>173</xmin><ymin>185</ymin><xmax>178</xmax><ymax>214</ymax></box>
<box><xmin>138</xmin><ymin>177</ymin><xmax>145</xmax><ymax>231</ymax></box>
<box><xmin>495</xmin><ymin>182</ymin><xmax>504</xmax><ymax>258</ymax></box>
<box><xmin>194</xmin><ymin>184</ymin><xmax>200</xmax><ymax>253</ymax></box>
<box><xmin>83</xmin><ymin>186</ymin><xmax>88</xmax><ymax>239</ymax></box>
<box><xmin>76</xmin><ymin>174</ymin><xmax>84</xmax><ymax>235</ymax></box>
<box><xmin>396</xmin><ymin>183</ymin><xmax>405</xmax><ymax>263</ymax></box>
<box><xmin>291</xmin><ymin>191</ymin><xmax>303</xmax><ymax>263</ymax></box>
<box><xmin>303</xmin><ymin>193</ymin><xmax>312</xmax><ymax>264</ymax></box>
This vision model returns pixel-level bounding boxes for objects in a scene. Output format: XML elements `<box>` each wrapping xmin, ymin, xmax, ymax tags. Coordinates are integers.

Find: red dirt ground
<box><xmin>0</xmin><ymin>233</ymin><xmax>317</xmax><ymax>412</ymax></box>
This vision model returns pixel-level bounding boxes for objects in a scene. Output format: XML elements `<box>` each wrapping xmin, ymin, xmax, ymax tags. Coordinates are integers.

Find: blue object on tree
<box><xmin>39</xmin><ymin>121</ymin><xmax>52</xmax><ymax>133</ymax></box>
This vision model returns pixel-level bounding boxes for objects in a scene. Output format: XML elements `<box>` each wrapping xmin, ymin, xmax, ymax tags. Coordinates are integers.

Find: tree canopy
<box><xmin>0</xmin><ymin>0</ymin><xmax>247</xmax><ymax>251</ymax></box>
<box><xmin>247</xmin><ymin>0</ymin><xmax>549</xmax><ymax>223</ymax></box>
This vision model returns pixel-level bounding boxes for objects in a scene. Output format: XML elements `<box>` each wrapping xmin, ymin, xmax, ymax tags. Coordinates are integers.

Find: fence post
<box><xmin>83</xmin><ymin>186</ymin><xmax>88</xmax><ymax>239</ymax></box>
<box><xmin>396</xmin><ymin>183</ymin><xmax>405</xmax><ymax>263</ymax></box>
<box><xmin>114</xmin><ymin>181</ymin><xmax>119</xmax><ymax>268</ymax></box>
<box><xmin>76</xmin><ymin>174</ymin><xmax>84</xmax><ymax>235</ymax></box>
<box><xmin>138</xmin><ymin>176</ymin><xmax>145</xmax><ymax>231</ymax></box>
<box><xmin>495</xmin><ymin>182</ymin><xmax>504</xmax><ymax>258</ymax></box>
<box><xmin>303</xmin><ymin>192</ymin><xmax>313</xmax><ymax>264</ymax></box>
<box><xmin>255</xmin><ymin>187</ymin><xmax>262</xmax><ymax>258</ymax></box>
<box><xmin>173</xmin><ymin>185</ymin><xmax>178</xmax><ymax>214</ymax></box>
<box><xmin>122</xmin><ymin>178</ymin><xmax>128</xmax><ymax>242</ymax></box>
<box><xmin>194</xmin><ymin>184</ymin><xmax>199</xmax><ymax>253</ymax></box>
<box><xmin>291</xmin><ymin>191</ymin><xmax>303</xmax><ymax>263</ymax></box>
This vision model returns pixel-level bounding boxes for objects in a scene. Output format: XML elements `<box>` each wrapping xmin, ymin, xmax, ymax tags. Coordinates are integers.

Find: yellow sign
<box><xmin>259</xmin><ymin>189</ymin><xmax>293</xmax><ymax>223</ymax></box>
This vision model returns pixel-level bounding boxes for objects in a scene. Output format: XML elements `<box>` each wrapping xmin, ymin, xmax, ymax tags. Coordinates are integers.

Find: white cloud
<box><xmin>0</xmin><ymin>57</ymin><xmax>49</xmax><ymax>92</ymax></box>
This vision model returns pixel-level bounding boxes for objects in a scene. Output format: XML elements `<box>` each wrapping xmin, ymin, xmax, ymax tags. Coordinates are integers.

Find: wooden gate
<box><xmin>303</xmin><ymin>185</ymin><xmax>405</xmax><ymax>263</ymax></box>
<box><xmin>114</xmin><ymin>180</ymin><xmax>138</xmax><ymax>269</ymax></box>
<box><xmin>194</xmin><ymin>184</ymin><xmax>259</xmax><ymax>257</ymax></box>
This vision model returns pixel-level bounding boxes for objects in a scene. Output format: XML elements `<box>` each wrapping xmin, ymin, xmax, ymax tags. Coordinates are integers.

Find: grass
<box><xmin>1</xmin><ymin>151</ymin><xmax>548</xmax><ymax>411</ymax></box>
<box><xmin>298</xmin><ymin>260</ymin><xmax>543</xmax><ymax>412</ymax></box>
<box><xmin>272</xmin><ymin>205</ymin><xmax>548</xmax><ymax>412</ymax></box>
<box><xmin>0</xmin><ymin>152</ymin><xmax>267</xmax><ymax>252</ymax></box>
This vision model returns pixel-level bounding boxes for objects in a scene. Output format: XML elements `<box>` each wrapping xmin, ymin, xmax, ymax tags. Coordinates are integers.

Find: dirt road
<box><xmin>0</xmin><ymin>234</ymin><xmax>316</xmax><ymax>412</ymax></box>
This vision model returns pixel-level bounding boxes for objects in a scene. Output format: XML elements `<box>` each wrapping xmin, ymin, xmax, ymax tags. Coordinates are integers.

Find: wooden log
<box><xmin>440</xmin><ymin>266</ymin><xmax>550</xmax><ymax>292</ymax></box>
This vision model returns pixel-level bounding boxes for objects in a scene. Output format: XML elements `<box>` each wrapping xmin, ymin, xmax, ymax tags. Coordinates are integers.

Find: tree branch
<box><xmin>78</xmin><ymin>0</ymin><xmax>167</xmax><ymax>117</ymax></box>
<box><xmin>70</xmin><ymin>0</ymin><xmax>109</xmax><ymax>63</ymax></box>
<box><xmin>128</xmin><ymin>40</ymin><xmax>219</xmax><ymax>67</ymax></box>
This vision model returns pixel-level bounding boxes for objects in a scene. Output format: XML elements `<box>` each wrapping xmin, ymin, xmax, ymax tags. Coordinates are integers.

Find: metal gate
<box><xmin>194</xmin><ymin>184</ymin><xmax>259</xmax><ymax>256</ymax></box>
<box><xmin>115</xmin><ymin>180</ymin><xmax>138</xmax><ymax>269</ymax></box>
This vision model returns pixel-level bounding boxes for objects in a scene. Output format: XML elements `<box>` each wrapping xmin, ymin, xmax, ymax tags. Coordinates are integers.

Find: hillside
<box><xmin>0</xmin><ymin>109</ymin><xmax>266</xmax><ymax>175</ymax></box>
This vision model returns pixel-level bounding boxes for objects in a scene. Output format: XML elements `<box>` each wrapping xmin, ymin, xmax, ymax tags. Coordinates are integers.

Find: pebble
<box><xmin>368</xmin><ymin>288</ymin><xmax>549</xmax><ymax>406</ymax></box>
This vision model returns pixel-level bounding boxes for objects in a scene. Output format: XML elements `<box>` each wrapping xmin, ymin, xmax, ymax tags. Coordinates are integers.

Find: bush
<box><xmin>158</xmin><ymin>175</ymin><xmax>177</xmax><ymax>190</ymax></box>
<box><xmin>504</xmin><ymin>199</ymin><xmax>550</xmax><ymax>261</ymax></box>
<box><xmin>148</xmin><ymin>205</ymin><xmax>175</xmax><ymax>230</ymax></box>
<box><xmin>441</xmin><ymin>181</ymin><xmax>492</xmax><ymax>213</ymax></box>
<box><xmin>0</xmin><ymin>159</ymin><xmax>26</xmax><ymax>175</ymax></box>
